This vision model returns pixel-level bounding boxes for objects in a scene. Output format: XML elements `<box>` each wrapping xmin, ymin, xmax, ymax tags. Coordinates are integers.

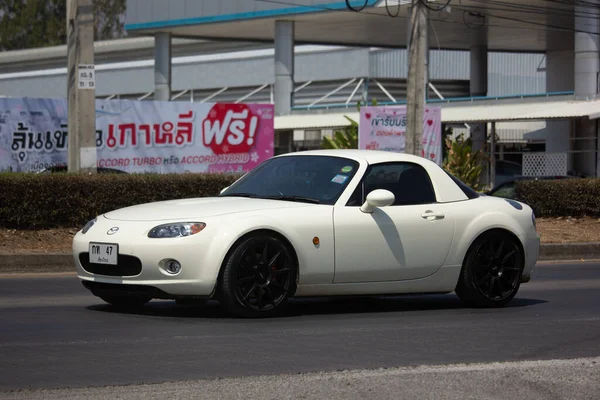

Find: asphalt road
<box><xmin>1</xmin><ymin>262</ymin><xmax>599</xmax><ymax>398</ymax></box>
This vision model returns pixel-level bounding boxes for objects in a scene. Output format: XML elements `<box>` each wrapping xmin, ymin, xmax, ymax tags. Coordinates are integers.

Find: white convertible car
<box><xmin>73</xmin><ymin>149</ymin><xmax>540</xmax><ymax>317</ymax></box>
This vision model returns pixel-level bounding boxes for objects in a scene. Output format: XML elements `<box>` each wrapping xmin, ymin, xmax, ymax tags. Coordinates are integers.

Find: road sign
<box><xmin>78</xmin><ymin>64</ymin><xmax>95</xmax><ymax>89</ymax></box>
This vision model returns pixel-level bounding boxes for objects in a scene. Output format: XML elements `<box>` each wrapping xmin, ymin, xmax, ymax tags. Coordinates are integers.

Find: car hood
<box><xmin>103</xmin><ymin>197</ymin><xmax>314</xmax><ymax>221</ymax></box>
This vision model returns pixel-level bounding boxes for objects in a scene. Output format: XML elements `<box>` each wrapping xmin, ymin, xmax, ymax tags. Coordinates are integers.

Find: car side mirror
<box><xmin>220</xmin><ymin>186</ymin><xmax>229</xmax><ymax>195</ymax></box>
<box><xmin>360</xmin><ymin>189</ymin><xmax>395</xmax><ymax>213</ymax></box>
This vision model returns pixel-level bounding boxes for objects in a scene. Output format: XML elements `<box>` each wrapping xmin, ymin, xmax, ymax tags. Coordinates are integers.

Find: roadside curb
<box><xmin>2</xmin><ymin>242</ymin><xmax>600</xmax><ymax>273</ymax></box>
<box><xmin>0</xmin><ymin>254</ymin><xmax>74</xmax><ymax>274</ymax></box>
<box><xmin>539</xmin><ymin>242</ymin><xmax>600</xmax><ymax>261</ymax></box>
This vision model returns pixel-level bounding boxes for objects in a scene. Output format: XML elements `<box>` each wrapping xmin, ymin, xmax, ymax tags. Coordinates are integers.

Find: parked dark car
<box><xmin>494</xmin><ymin>160</ymin><xmax>524</xmax><ymax>187</ymax></box>
<box><xmin>486</xmin><ymin>175</ymin><xmax>572</xmax><ymax>200</ymax></box>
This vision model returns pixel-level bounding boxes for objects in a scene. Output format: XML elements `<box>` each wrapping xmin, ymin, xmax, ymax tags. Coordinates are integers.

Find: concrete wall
<box><xmin>370</xmin><ymin>49</ymin><xmax>545</xmax><ymax>96</ymax></box>
<box><xmin>0</xmin><ymin>46</ymin><xmax>548</xmax><ymax>101</ymax></box>
<box><xmin>488</xmin><ymin>52</ymin><xmax>546</xmax><ymax>96</ymax></box>
<box><xmin>0</xmin><ymin>46</ymin><xmax>369</xmax><ymax>98</ymax></box>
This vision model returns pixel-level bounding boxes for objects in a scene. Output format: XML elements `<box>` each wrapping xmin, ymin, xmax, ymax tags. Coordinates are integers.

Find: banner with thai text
<box><xmin>0</xmin><ymin>98</ymin><xmax>274</xmax><ymax>173</ymax></box>
<box><xmin>358</xmin><ymin>105</ymin><xmax>442</xmax><ymax>165</ymax></box>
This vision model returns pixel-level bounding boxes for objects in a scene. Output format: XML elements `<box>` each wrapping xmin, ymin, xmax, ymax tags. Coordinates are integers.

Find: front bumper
<box><xmin>72</xmin><ymin>216</ymin><xmax>224</xmax><ymax>298</ymax></box>
<box><xmin>520</xmin><ymin>229</ymin><xmax>541</xmax><ymax>283</ymax></box>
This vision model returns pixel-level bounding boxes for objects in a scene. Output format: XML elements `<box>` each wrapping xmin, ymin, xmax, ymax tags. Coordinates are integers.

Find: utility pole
<box><xmin>405</xmin><ymin>0</ymin><xmax>428</xmax><ymax>157</ymax></box>
<box><xmin>67</xmin><ymin>0</ymin><xmax>96</xmax><ymax>173</ymax></box>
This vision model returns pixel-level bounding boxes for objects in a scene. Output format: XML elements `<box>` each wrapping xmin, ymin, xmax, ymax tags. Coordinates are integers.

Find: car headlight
<box><xmin>148</xmin><ymin>222</ymin><xmax>206</xmax><ymax>238</ymax></box>
<box><xmin>81</xmin><ymin>218</ymin><xmax>97</xmax><ymax>234</ymax></box>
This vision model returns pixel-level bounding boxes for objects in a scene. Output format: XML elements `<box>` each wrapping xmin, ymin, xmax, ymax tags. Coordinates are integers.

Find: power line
<box><xmin>419</xmin><ymin>0</ymin><xmax>451</xmax><ymax>12</ymax></box>
<box><xmin>464</xmin><ymin>0</ymin><xmax>600</xmax><ymax>20</ymax></box>
<box><xmin>459</xmin><ymin>0</ymin><xmax>600</xmax><ymax>28</ymax></box>
<box><xmin>462</xmin><ymin>11</ymin><xmax>485</xmax><ymax>30</ymax></box>
<box><xmin>254</xmin><ymin>0</ymin><xmax>600</xmax><ymax>36</ymax></box>
<box><xmin>345</xmin><ymin>0</ymin><xmax>369</xmax><ymax>12</ymax></box>
<box><xmin>541</xmin><ymin>0</ymin><xmax>600</xmax><ymax>8</ymax></box>
<box><xmin>451</xmin><ymin>4</ymin><xmax>599</xmax><ymax>35</ymax></box>
<box><xmin>385</xmin><ymin>0</ymin><xmax>400</xmax><ymax>18</ymax></box>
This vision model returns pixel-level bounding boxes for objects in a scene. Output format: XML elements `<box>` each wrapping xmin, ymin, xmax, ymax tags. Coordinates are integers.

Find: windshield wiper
<box><xmin>219</xmin><ymin>192</ymin><xmax>259</xmax><ymax>198</ymax></box>
<box><xmin>221</xmin><ymin>193</ymin><xmax>321</xmax><ymax>204</ymax></box>
<box><xmin>263</xmin><ymin>195</ymin><xmax>321</xmax><ymax>204</ymax></box>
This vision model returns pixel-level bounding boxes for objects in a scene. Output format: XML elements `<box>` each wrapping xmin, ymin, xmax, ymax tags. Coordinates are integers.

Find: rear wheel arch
<box><xmin>455</xmin><ymin>227</ymin><xmax>526</xmax><ymax>307</ymax></box>
<box><xmin>462</xmin><ymin>227</ymin><xmax>525</xmax><ymax>268</ymax></box>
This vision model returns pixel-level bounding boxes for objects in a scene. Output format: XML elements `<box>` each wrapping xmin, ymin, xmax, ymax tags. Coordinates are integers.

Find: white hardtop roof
<box><xmin>276</xmin><ymin>149</ymin><xmax>468</xmax><ymax>202</ymax></box>
<box><xmin>277</xmin><ymin>149</ymin><xmax>439</xmax><ymax>166</ymax></box>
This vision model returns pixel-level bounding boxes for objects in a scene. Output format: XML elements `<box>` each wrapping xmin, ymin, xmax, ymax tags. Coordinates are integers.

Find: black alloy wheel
<box><xmin>220</xmin><ymin>233</ymin><xmax>297</xmax><ymax>317</ymax></box>
<box><xmin>455</xmin><ymin>231</ymin><xmax>524</xmax><ymax>308</ymax></box>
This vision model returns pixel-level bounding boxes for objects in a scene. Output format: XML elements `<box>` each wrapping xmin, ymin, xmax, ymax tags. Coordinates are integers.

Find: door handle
<box><xmin>421</xmin><ymin>210</ymin><xmax>445</xmax><ymax>220</ymax></box>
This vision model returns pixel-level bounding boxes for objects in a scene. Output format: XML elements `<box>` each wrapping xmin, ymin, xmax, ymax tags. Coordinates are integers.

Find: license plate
<box><xmin>89</xmin><ymin>242</ymin><xmax>118</xmax><ymax>265</ymax></box>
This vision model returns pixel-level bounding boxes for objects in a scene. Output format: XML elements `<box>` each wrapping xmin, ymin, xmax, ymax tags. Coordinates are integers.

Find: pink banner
<box><xmin>0</xmin><ymin>98</ymin><xmax>275</xmax><ymax>173</ymax></box>
<box><xmin>358</xmin><ymin>106</ymin><xmax>442</xmax><ymax>165</ymax></box>
<box><xmin>199</xmin><ymin>103</ymin><xmax>275</xmax><ymax>173</ymax></box>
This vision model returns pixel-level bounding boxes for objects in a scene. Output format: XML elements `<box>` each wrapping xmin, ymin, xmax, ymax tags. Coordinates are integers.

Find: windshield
<box><xmin>219</xmin><ymin>155</ymin><xmax>360</xmax><ymax>205</ymax></box>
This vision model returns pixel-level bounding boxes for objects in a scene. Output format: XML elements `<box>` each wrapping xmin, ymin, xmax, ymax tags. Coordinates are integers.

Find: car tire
<box><xmin>455</xmin><ymin>230</ymin><xmax>524</xmax><ymax>308</ymax></box>
<box><xmin>219</xmin><ymin>232</ymin><xmax>297</xmax><ymax>318</ymax></box>
<box><xmin>99</xmin><ymin>295</ymin><xmax>151</xmax><ymax>308</ymax></box>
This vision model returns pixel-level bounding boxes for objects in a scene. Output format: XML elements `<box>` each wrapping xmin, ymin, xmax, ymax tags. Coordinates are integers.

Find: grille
<box><xmin>79</xmin><ymin>252</ymin><xmax>143</xmax><ymax>277</ymax></box>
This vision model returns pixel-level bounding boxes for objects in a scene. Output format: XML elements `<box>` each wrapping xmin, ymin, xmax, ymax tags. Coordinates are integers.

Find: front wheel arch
<box><xmin>215</xmin><ymin>228</ymin><xmax>300</xmax><ymax>298</ymax></box>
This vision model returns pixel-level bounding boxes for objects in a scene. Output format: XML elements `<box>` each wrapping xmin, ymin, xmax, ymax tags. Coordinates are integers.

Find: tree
<box><xmin>321</xmin><ymin>115</ymin><xmax>359</xmax><ymax>149</ymax></box>
<box><xmin>0</xmin><ymin>0</ymin><xmax>126</xmax><ymax>51</ymax></box>
<box><xmin>321</xmin><ymin>99</ymin><xmax>377</xmax><ymax>150</ymax></box>
<box><xmin>93</xmin><ymin>0</ymin><xmax>126</xmax><ymax>41</ymax></box>
<box><xmin>441</xmin><ymin>125</ymin><xmax>454</xmax><ymax>161</ymax></box>
<box><xmin>442</xmin><ymin>133</ymin><xmax>486</xmax><ymax>191</ymax></box>
<box><xmin>0</xmin><ymin>0</ymin><xmax>67</xmax><ymax>51</ymax></box>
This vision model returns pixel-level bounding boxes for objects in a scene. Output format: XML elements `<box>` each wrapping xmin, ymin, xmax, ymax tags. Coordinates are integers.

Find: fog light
<box><xmin>165</xmin><ymin>260</ymin><xmax>181</xmax><ymax>275</ymax></box>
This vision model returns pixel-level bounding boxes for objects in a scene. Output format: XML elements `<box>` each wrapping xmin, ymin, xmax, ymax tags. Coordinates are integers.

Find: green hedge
<box><xmin>2</xmin><ymin>173</ymin><xmax>599</xmax><ymax>229</ymax></box>
<box><xmin>0</xmin><ymin>173</ymin><xmax>241</xmax><ymax>229</ymax></box>
<box><xmin>515</xmin><ymin>178</ymin><xmax>600</xmax><ymax>217</ymax></box>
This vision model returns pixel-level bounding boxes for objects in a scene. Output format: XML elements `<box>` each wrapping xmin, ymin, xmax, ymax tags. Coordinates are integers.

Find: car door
<box><xmin>333</xmin><ymin>162</ymin><xmax>455</xmax><ymax>283</ymax></box>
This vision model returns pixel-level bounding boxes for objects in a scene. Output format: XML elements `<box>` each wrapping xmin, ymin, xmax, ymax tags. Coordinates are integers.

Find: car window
<box><xmin>220</xmin><ymin>155</ymin><xmax>360</xmax><ymax>205</ymax></box>
<box><xmin>346</xmin><ymin>162</ymin><xmax>437</xmax><ymax>206</ymax></box>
